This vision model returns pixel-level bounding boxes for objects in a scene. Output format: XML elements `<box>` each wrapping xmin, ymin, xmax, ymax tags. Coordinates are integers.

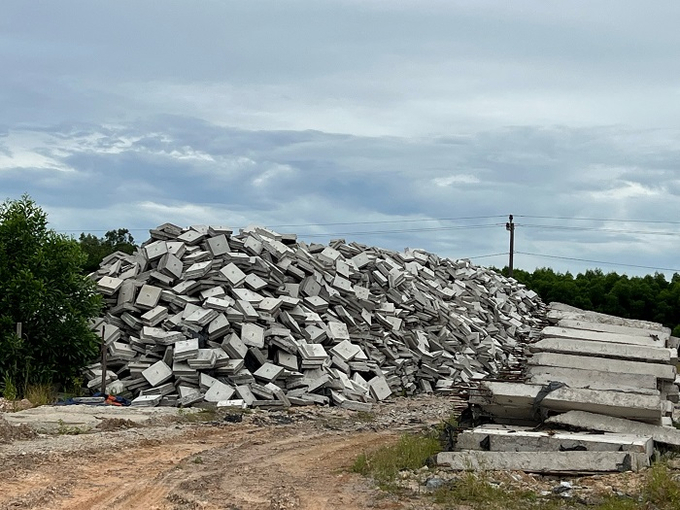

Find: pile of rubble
<box><xmin>84</xmin><ymin>223</ymin><xmax>544</xmax><ymax>410</ymax></box>
<box><xmin>437</xmin><ymin>303</ymin><xmax>680</xmax><ymax>474</ymax></box>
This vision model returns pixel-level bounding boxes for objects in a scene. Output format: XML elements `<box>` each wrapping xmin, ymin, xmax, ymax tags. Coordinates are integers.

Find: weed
<box><xmin>641</xmin><ymin>462</ymin><xmax>680</xmax><ymax>509</ymax></box>
<box><xmin>1</xmin><ymin>375</ymin><xmax>17</xmax><ymax>401</ymax></box>
<box><xmin>352</xmin><ymin>433</ymin><xmax>441</xmax><ymax>489</ymax></box>
<box><xmin>57</xmin><ymin>419</ymin><xmax>85</xmax><ymax>435</ymax></box>
<box><xmin>25</xmin><ymin>384</ymin><xmax>55</xmax><ymax>406</ymax></box>
<box><xmin>176</xmin><ymin>408</ymin><xmax>217</xmax><ymax>423</ymax></box>
<box><xmin>192</xmin><ymin>456</ymin><xmax>204</xmax><ymax>464</ymax></box>
<box><xmin>355</xmin><ymin>411</ymin><xmax>376</xmax><ymax>423</ymax></box>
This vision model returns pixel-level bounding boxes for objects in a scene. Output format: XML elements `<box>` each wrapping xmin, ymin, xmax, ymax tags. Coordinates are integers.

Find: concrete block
<box><xmin>220</xmin><ymin>262</ymin><xmax>247</xmax><ymax>286</ymax></box>
<box><xmin>436</xmin><ymin>451</ymin><xmax>642</xmax><ymax>473</ymax></box>
<box><xmin>207</xmin><ymin>234</ymin><xmax>230</xmax><ymax>256</ymax></box>
<box><xmin>158</xmin><ymin>253</ymin><xmax>183</xmax><ymax>279</ymax></box>
<box><xmin>254</xmin><ymin>362</ymin><xmax>284</xmax><ymax>382</ymax></box>
<box><xmin>204</xmin><ymin>380</ymin><xmax>235</xmax><ymax>402</ymax></box>
<box><xmin>97</xmin><ymin>276</ymin><xmax>123</xmax><ymax>296</ymax></box>
<box><xmin>327</xmin><ymin>321</ymin><xmax>350</xmax><ymax>341</ymax></box>
<box><xmin>135</xmin><ymin>284</ymin><xmax>163</xmax><ymax>310</ymax></box>
<box><xmin>368</xmin><ymin>376</ymin><xmax>392</xmax><ymax>401</ymax></box>
<box><xmin>241</xmin><ymin>323</ymin><xmax>265</xmax><ymax>348</ymax></box>
<box><xmin>142</xmin><ymin>360</ymin><xmax>173</xmax><ymax>387</ymax></box>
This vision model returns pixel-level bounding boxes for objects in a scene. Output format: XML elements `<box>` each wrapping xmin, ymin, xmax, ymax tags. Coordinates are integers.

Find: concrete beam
<box><xmin>546</xmin><ymin>410</ymin><xmax>680</xmax><ymax>447</ymax></box>
<box><xmin>556</xmin><ymin>319</ymin><xmax>670</xmax><ymax>342</ymax></box>
<box><xmin>542</xmin><ymin>325</ymin><xmax>665</xmax><ymax>348</ymax></box>
<box><xmin>526</xmin><ymin>366</ymin><xmax>659</xmax><ymax>393</ymax></box>
<box><xmin>530</xmin><ymin>337</ymin><xmax>672</xmax><ymax>364</ymax></box>
<box><xmin>529</xmin><ymin>352</ymin><xmax>676</xmax><ymax>382</ymax></box>
<box><xmin>436</xmin><ymin>451</ymin><xmax>643</xmax><ymax>473</ymax></box>
<box><xmin>456</xmin><ymin>425</ymin><xmax>652</xmax><ymax>457</ymax></box>
<box><xmin>477</xmin><ymin>382</ymin><xmax>664</xmax><ymax>423</ymax></box>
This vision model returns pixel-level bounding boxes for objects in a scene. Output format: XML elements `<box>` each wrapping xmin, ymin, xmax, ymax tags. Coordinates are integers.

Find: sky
<box><xmin>2</xmin><ymin>1</ymin><xmax>680</xmax><ymax>278</ymax></box>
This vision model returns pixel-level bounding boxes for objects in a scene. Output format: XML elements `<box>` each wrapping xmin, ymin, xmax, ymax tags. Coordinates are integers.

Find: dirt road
<box><xmin>0</xmin><ymin>396</ymin><xmax>458</xmax><ymax>510</ymax></box>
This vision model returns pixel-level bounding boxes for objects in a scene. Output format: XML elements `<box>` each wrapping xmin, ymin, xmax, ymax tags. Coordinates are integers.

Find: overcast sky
<box><xmin>2</xmin><ymin>1</ymin><xmax>680</xmax><ymax>277</ymax></box>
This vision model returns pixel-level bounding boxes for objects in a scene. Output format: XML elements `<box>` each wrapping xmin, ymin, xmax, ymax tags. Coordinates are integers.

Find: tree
<box><xmin>0</xmin><ymin>195</ymin><xmax>102</xmax><ymax>395</ymax></box>
<box><xmin>79</xmin><ymin>228</ymin><xmax>137</xmax><ymax>274</ymax></box>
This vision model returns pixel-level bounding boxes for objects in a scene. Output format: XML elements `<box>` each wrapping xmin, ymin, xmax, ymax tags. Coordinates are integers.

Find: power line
<box><xmin>55</xmin><ymin>215</ymin><xmax>507</xmax><ymax>233</ymax></box>
<box><xmin>462</xmin><ymin>252</ymin><xmax>508</xmax><ymax>260</ymax></box>
<box><xmin>516</xmin><ymin>251</ymin><xmax>680</xmax><ymax>273</ymax></box>
<box><xmin>516</xmin><ymin>215</ymin><xmax>680</xmax><ymax>225</ymax></box>
<box><xmin>518</xmin><ymin>224</ymin><xmax>680</xmax><ymax>237</ymax></box>
<box><xmin>297</xmin><ymin>223</ymin><xmax>501</xmax><ymax>238</ymax></box>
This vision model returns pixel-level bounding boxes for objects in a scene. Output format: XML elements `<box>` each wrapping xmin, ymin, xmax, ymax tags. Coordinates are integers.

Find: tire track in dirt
<box><xmin>0</xmin><ymin>424</ymin><xmax>404</xmax><ymax>510</ymax></box>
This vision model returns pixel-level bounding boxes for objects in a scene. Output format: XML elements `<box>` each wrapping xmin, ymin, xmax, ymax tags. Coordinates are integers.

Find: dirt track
<box><xmin>0</xmin><ymin>396</ymin><xmax>457</xmax><ymax>510</ymax></box>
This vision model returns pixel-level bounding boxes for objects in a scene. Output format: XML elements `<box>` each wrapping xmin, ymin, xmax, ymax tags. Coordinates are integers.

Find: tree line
<box><xmin>502</xmin><ymin>267</ymin><xmax>680</xmax><ymax>337</ymax></box>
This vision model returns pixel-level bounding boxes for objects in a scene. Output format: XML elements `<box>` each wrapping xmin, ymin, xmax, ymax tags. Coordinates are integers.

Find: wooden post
<box><xmin>100</xmin><ymin>328</ymin><xmax>107</xmax><ymax>396</ymax></box>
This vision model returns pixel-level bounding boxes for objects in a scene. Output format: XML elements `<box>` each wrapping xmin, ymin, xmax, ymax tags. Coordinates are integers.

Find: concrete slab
<box><xmin>436</xmin><ymin>451</ymin><xmax>643</xmax><ymax>473</ymax></box>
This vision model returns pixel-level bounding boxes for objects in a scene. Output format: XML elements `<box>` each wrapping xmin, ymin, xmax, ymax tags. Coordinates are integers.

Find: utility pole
<box><xmin>506</xmin><ymin>214</ymin><xmax>515</xmax><ymax>277</ymax></box>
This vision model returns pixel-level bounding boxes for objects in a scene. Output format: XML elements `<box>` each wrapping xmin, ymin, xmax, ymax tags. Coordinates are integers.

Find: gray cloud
<box><xmin>1</xmin><ymin>1</ymin><xmax>679</xmax><ymax>276</ymax></box>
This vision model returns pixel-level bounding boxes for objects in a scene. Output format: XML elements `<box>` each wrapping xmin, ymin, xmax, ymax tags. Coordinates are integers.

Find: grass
<box><xmin>1</xmin><ymin>375</ymin><xmax>18</xmax><ymax>401</ymax></box>
<box><xmin>352</xmin><ymin>433</ymin><xmax>441</xmax><ymax>489</ymax></box>
<box><xmin>57</xmin><ymin>419</ymin><xmax>85</xmax><ymax>435</ymax></box>
<box><xmin>176</xmin><ymin>408</ymin><xmax>218</xmax><ymax>423</ymax></box>
<box><xmin>25</xmin><ymin>384</ymin><xmax>55</xmax><ymax>406</ymax></box>
<box><xmin>430</xmin><ymin>462</ymin><xmax>680</xmax><ymax>510</ymax></box>
<box><xmin>352</xmin><ymin>418</ymin><xmax>680</xmax><ymax>510</ymax></box>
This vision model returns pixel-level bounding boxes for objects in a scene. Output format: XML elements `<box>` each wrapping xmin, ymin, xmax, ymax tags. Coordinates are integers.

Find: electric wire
<box><xmin>516</xmin><ymin>251</ymin><xmax>680</xmax><ymax>273</ymax></box>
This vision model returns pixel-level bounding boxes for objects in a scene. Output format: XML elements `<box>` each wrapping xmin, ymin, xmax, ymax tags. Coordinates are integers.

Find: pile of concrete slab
<box><xmin>437</xmin><ymin>303</ymin><xmax>680</xmax><ymax>474</ymax></box>
<box><xmin>83</xmin><ymin>223</ymin><xmax>544</xmax><ymax>410</ymax></box>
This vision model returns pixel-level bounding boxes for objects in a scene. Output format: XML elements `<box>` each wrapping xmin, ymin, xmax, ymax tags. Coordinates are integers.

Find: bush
<box><xmin>0</xmin><ymin>195</ymin><xmax>102</xmax><ymax>395</ymax></box>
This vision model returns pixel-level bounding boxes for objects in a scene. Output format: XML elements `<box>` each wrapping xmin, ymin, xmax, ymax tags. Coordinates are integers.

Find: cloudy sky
<box><xmin>2</xmin><ymin>1</ymin><xmax>680</xmax><ymax>277</ymax></box>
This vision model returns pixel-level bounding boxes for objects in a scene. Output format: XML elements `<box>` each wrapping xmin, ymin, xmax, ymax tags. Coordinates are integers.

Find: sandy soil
<box><xmin>0</xmin><ymin>395</ymin><xmax>460</xmax><ymax>510</ymax></box>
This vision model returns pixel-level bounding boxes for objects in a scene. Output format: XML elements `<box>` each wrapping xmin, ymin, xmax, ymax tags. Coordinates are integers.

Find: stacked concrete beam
<box><xmin>84</xmin><ymin>222</ymin><xmax>544</xmax><ymax>408</ymax></box>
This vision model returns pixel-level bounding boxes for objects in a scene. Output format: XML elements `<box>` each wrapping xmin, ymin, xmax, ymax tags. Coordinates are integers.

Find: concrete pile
<box><xmin>438</xmin><ymin>303</ymin><xmax>680</xmax><ymax>474</ymax></box>
<box><xmin>83</xmin><ymin>223</ymin><xmax>545</xmax><ymax>411</ymax></box>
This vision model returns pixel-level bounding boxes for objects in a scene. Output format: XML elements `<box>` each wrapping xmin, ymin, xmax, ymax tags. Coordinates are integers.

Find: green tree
<box><xmin>79</xmin><ymin>228</ymin><xmax>136</xmax><ymax>273</ymax></box>
<box><xmin>0</xmin><ymin>195</ymin><xmax>102</xmax><ymax>394</ymax></box>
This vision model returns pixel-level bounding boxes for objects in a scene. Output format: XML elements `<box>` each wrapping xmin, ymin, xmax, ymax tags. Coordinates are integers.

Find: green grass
<box><xmin>57</xmin><ymin>419</ymin><xmax>85</xmax><ymax>435</ymax></box>
<box><xmin>176</xmin><ymin>408</ymin><xmax>218</xmax><ymax>423</ymax></box>
<box><xmin>352</xmin><ymin>433</ymin><xmax>441</xmax><ymax>489</ymax></box>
